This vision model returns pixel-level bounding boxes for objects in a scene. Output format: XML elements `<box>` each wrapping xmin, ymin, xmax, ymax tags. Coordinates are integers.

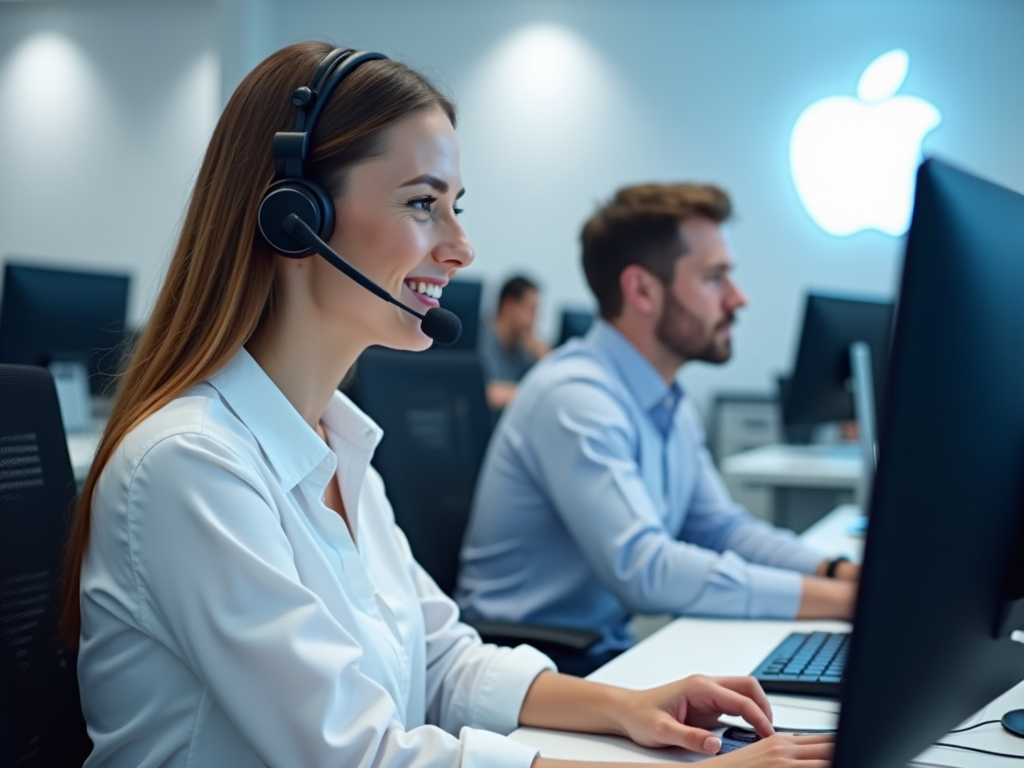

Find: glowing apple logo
<box><xmin>790</xmin><ymin>49</ymin><xmax>941</xmax><ymax>236</ymax></box>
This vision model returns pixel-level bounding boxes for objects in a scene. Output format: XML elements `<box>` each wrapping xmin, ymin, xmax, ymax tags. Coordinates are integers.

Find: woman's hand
<box><xmin>612</xmin><ymin>675</ymin><xmax>776</xmax><ymax>755</ymax></box>
<box><xmin>706</xmin><ymin>733</ymin><xmax>834</xmax><ymax>767</ymax></box>
<box><xmin>523</xmin><ymin>672</ymin><xmax>832</xmax><ymax>768</ymax></box>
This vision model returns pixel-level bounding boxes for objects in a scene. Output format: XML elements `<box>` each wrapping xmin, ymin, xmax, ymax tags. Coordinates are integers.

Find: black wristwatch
<box><xmin>825</xmin><ymin>556</ymin><xmax>851</xmax><ymax>578</ymax></box>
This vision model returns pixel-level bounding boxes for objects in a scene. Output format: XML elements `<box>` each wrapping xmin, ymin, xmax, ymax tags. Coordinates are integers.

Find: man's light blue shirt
<box><xmin>456</xmin><ymin>320</ymin><xmax>825</xmax><ymax>652</ymax></box>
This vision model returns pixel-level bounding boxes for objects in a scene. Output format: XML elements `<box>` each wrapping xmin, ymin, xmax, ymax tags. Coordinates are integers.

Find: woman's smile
<box><xmin>403</xmin><ymin>276</ymin><xmax>446</xmax><ymax>307</ymax></box>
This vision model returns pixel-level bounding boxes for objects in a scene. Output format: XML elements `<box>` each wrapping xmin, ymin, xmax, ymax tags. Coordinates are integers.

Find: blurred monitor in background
<box><xmin>478</xmin><ymin>275</ymin><xmax>550</xmax><ymax>410</ymax></box>
<box><xmin>782</xmin><ymin>292</ymin><xmax>894</xmax><ymax>437</ymax></box>
<box><xmin>0</xmin><ymin>261</ymin><xmax>131</xmax><ymax>432</ymax></box>
<box><xmin>779</xmin><ymin>293</ymin><xmax>894</xmax><ymax>496</ymax></box>
<box><xmin>0</xmin><ymin>261</ymin><xmax>131</xmax><ymax>397</ymax></box>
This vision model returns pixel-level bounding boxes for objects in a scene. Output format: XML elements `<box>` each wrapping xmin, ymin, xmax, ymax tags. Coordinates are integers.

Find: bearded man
<box><xmin>456</xmin><ymin>183</ymin><xmax>858</xmax><ymax>676</ymax></box>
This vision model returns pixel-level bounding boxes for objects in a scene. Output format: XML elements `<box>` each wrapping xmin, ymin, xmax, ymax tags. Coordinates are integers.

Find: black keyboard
<box><xmin>751</xmin><ymin>631</ymin><xmax>849</xmax><ymax>697</ymax></box>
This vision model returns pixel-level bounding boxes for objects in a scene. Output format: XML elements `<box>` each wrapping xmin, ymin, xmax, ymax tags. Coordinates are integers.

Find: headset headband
<box><xmin>271</xmin><ymin>48</ymin><xmax>390</xmax><ymax>179</ymax></box>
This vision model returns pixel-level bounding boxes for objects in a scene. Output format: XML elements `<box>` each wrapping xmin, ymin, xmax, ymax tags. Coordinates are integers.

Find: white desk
<box><xmin>722</xmin><ymin>445</ymin><xmax>863</xmax><ymax>489</ymax></box>
<box><xmin>510</xmin><ymin>505</ymin><xmax>1024</xmax><ymax>766</ymax></box>
<box><xmin>722</xmin><ymin>444</ymin><xmax>863</xmax><ymax>533</ymax></box>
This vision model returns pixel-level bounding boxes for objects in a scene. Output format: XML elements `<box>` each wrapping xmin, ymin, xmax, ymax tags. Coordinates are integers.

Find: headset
<box><xmin>255</xmin><ymin>47</ymin><xmax>461</xmax><ymax>345</ymax></box>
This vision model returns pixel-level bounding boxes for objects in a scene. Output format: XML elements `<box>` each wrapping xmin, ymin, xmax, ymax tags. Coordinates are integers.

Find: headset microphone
<box><xmin>281</xmin><ymin>214</ymin><xmax>462</xmax><ymax>346</ymax></box>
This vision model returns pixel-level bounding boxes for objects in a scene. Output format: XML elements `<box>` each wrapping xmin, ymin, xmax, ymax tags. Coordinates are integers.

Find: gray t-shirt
<box><xmin>477</xmin><ymin>324</ymin><xmax>537</xmax><ymax>383</ymax></box>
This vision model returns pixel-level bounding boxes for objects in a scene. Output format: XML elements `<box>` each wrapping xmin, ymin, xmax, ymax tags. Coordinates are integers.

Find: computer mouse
<box><xmin>1002</xmin><ymin>709</ymin><xmax>1024</xmax><ymax>737</ymax></box>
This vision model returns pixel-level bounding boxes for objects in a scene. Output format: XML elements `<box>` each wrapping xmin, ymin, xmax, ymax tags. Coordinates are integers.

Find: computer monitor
<box><xmin>783</xmin><ymin>292</ymin><xmax>894</xmax><ymax>430</ymax></box>
<box><xmin>556</xmin><ymin>309</ymin><xmax>594</xmax><ymax>347</ymax></box>
<box><xmin>782</xmin><ymin>292</ymin><xmax>894</xmax><ymax>498</ymax></box>
<box><xmin>832</xmin><ymin>159</ymin><xmax>1024</xmax><ymax>768</ymax></box>
<box><xmin>0</xmin><ymin>262</ymin><xmax>131</xmax><ymax>395</ymax></box>
<box><xmin>436</xmin><ymin>279</ymin><xmax>481</xmax><ymax>352</ymax></box>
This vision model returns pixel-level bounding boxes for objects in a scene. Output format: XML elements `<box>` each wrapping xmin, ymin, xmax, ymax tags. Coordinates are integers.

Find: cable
<box><xmin>933</xmin><ymin>741</ymin><xmax>1024</xmax><ymax>760</ymax></box>
<box><xmin>732</xmin><ymin>720</ymin><xmax>1024</xmax><ymax>758</ymax></box>
<box><xmin>932</xmin><ymin>719</ymin><xmax>1024</xmax><ymax>760</ymax></box>
<box><xmin>946</xmin><ymin>718</ymin><xmax>1001</xmax><ymax>734</ymax></box>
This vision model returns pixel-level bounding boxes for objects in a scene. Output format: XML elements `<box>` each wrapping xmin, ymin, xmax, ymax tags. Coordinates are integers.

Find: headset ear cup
<box><xmin>257</xmin><ymin>179</ymin><xmax>336</xmax><ymax>257</ymax></box>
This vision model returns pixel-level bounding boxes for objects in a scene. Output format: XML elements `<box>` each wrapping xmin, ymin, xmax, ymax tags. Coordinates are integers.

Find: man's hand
<box><xmin>797</xmin><ymin>576</ymin><xmax>857</xmax><ymax>620</ymax></box>
<box><xmin>833</xmin><ymin>560</ymin><xmax>860</xmax><ymax>582</ymax></box>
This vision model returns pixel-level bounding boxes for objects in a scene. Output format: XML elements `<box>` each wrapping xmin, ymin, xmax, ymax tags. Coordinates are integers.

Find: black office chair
<box><xmin>430</xmin><ymin>279</ymin><xmax>483</xmax><ymax>353</ymax></box>
<box><xmin>555</xmin><ymin>308</ymin><xmax>594</xmax><ymax>347</ymax></box>
<box><xmin>0</xmin><ymin>365</ymin><xmax>92</xmax><ymax>766</ymax></box>
<box><xmin>347</xmin><ymin>348</ymin><xmax>599</xmax><ymax>655</ymax></box>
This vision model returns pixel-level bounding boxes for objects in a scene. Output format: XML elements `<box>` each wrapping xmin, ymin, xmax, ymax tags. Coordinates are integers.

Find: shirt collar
<box><xmin>584</xmin><ymin>320</ymin><xmax>684</xmax><ymax>414</ymax></box>
<box><xmin>207</xmin><ymin>347</ymin><xmax>382</xmax><ymax>492</ymax></box>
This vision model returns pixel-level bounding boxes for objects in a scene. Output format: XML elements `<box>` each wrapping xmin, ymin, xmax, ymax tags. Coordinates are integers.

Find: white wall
<box><xmin>266</xmin><ymin>0</ymin><xmax>1024</xmax><ymax>412</ymax></box>
<box><xmin>0</xmin><ymin>0</ymin><xmax>218</xmax><ymax>326</ymax></box>
<box><xmin>2</xmin><ymin>0</ymin><xmax>1022</xmax><ymax>413</ymax></box>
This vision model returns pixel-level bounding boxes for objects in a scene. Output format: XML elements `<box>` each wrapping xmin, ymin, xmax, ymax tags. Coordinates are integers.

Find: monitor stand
<box><xmin>848</xmin><ymin>341</ymin><xmax>877</xmax><ymax>509</ymax></box>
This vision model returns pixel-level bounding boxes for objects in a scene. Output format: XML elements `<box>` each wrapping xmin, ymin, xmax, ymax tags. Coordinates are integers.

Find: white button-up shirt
<box><xmin>78</xmin><ymin>348</ymin><xmax>553</xmax><ymax>768</ymax></box>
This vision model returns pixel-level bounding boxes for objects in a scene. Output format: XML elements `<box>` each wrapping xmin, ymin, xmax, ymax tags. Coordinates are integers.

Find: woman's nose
<box><xmin>435</xmin><ymin>221</ymin><xmax>475</xmax><ymax>268</ymax></box>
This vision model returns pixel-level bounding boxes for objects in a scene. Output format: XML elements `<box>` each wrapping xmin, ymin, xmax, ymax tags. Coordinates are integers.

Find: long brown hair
<box><xmin>61</xmin><ymin>42</ymin><xmax>456</xmax><ymax>646</ymax></box>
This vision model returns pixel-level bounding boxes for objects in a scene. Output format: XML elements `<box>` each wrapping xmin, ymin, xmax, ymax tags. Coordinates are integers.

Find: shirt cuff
<box><xmin>789</xmin><ymin>545</ymin><xmax>829</xmax><ymax>576</ymax></box>
<box><xmin>470</xmin><ymin>644</ymin><xmax>556</xmax><ymax>735</ymax></box>
<box><xmin>460</xmin><ymin>727</ymin><xmax>540</xmax><ymax>768</ymax></box>
<box><xmin>746</xmin><ymin>562</ymin><xmax>804</xmax><ymax>619</ymax></box>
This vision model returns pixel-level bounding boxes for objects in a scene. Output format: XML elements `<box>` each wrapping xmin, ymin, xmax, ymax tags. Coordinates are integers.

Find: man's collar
<box><xmin>585</xmin><ymin>320</ymin><xmax>685</xmax><ymax>412</ymax></box>
<box><xmin>207</xmin><ymin>348</ymin><xmax>381</xmax><ymax>492</ymax></box>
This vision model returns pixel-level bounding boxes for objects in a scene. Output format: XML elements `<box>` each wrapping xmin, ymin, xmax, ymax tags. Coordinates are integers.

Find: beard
<box><xmin>655</xmin><ymin>290</ymin><xmax>735</xmax><ymax>364</ymax></box>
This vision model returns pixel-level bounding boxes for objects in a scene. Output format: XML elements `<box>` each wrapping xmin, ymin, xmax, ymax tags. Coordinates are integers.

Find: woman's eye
<box><xmin>410</xmin><ymin>196</ymin><xmax>436</xmax><ymax>213</ymax></box>
<box><xmin>453</xmin><ymin>206</ymin><xmax>464</xmax><ymax>216</ymax></box>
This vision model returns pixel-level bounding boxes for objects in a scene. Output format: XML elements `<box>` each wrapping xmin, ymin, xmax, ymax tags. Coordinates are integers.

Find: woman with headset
<box><xmin>61</xmin><ymin>42</ymin><xmax>832</xmax><ymax>768</ymax></box>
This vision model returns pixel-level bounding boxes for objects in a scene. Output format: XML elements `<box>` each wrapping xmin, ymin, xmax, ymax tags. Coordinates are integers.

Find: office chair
<box><xmin>347</xmin><ymin>348</ymin><xmax>599</xmax><ymax>655</ymax></box>
<box><xmin>556</xmin><ymin>309</ymin><xmax>594</xmax><ymax>347</ymax></box>
<box><xmin>0</xmin><ymin>365</ymin><xmax>92</xmax><ymax>766</ymax></box>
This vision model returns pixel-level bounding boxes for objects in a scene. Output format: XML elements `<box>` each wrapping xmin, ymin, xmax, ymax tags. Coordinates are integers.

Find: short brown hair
<box><xmin>581</xmin><ymin>183</ymin><xmax>732</xmax><ymax>320</ymax></box>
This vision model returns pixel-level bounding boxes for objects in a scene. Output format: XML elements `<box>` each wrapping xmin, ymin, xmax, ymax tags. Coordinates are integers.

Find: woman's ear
<box><xmin>619</xmin><ymin>264</ymin><xmax>665</xmax><ymax>320</ymax></box>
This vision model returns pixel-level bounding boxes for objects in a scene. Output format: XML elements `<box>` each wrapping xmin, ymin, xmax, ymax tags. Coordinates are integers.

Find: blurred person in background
<box><xmin>479</xmin><ymin>275</ymin><xmax>550</xmax><ymax>410</ymax></box>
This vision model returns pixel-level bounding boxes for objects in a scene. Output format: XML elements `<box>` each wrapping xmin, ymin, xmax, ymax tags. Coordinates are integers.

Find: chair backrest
<box><xmin>347</xmin><ymin>349</ymin><xmax>492</xmax><ymax>595</ymax></box>
<box><xmin>0</xmin><ymin>365</ymin><xmax>92</xmax><ymax>766</ymax></box>
<box><xmin>556</xmin><ymin>309</ymin><xmax>594</xmax><ymax>347</ymax></box>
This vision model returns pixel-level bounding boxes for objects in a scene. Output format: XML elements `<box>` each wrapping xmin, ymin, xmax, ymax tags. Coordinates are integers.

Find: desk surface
<box><xmin>510</xmin><ymin>505</ymin><xmax>1024</xmax><ymax>766</ymax></box>
<box><xmin>722</xmin><ymin>444</ymin><xmax>863</xmax><ymax>489</ymax></box>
